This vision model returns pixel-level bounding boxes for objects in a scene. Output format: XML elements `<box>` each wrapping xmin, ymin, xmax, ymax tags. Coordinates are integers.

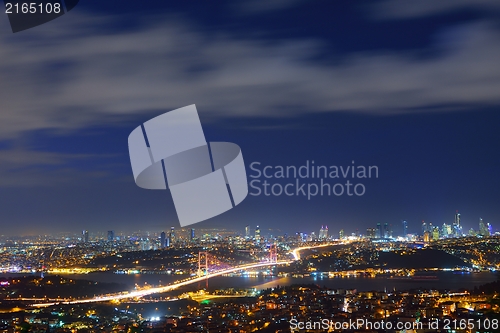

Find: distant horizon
<box><xmin>1</xmin><ymin>214</ymin><xmax>496</xmax><ymax>239</ymax></box>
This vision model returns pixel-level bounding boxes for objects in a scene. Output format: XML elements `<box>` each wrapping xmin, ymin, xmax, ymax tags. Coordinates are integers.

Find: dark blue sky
<box><xmin>0</xmin><ymin>0</ymin><xmax>499</xmax><ymax>236</ymax></box>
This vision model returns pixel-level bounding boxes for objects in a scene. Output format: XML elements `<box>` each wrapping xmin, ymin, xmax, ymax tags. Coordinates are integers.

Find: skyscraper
<box><xmin>432</xmin><ymin>227</ymin><xmax>440</xmax><ymax>241</ymax></box>
<box><xmin>421</xmin><ymin>221</ymin><xmax>427</xmax><ymax>235</ymax></box>
<box><xmin>479</xmin><ymin>218</ymin><xmax>489</xmax><ymax>237</ymax></box>
<box><xmin>160</xmin><ymin>231</ymin><xmax>166</xmax><ymax>248</ymax></box>
<box><xmin>339</xmin><ymin>229</ymin><xmax>344</xmax><ymax>239</ymax></box>
<box><xmin>245</xmin><ymin>225</ymin><xmax>250</xmax><ymax>238</ymax></box>
<box><xmin>454</xmin><ymin>211</ymin><xmax>462</xmax><ymax>237</ymax></box>
<box><xmin>402</xmin><ymin>220</ymin><xmax>408</xmax><ymax>237</ymax></box>
<box><xmin>255</xmin><ymin>225</ymin><xmax>260</xmax><ymax>239</ymax></box>
<box><xmin>190</xmin><ymin>228</ymin><xmax>195</xmax><ymax>241</ymax></box>
<box><xmin>169</xmin><ymin>226</ymin><xmax>175</xmax><ymax>246</ymax></box>
<box><xmin>107</xmin><ymin>230</ymin><xmax>114</xmax><ymax>242</ymax></box>
<box><xmin>366</xmin><ymin>228</ymin><xmax>376</xmax><ymax>239</ymax></box>
<box><xmin>383</xmin><ymin>223</ymin><xmax>391</xmax><ymax>238</ymax></box>
<box><xmin>423</xmin><ymin>231</ymin><xmax>431</xmax><ymax>243</ymax></box>
<box><xmin>319</xmin><ymin>226</ymin><xmax>325</xmax><ymax>239</ymax></box>
<box><xmin>376</xmin><ymin>223</ymin><xmax>382</xmax><ymax>238</ymax></box>
<box><xmin>442</xmin><ymin>223</ymin><xmax>452</xmax><ymax>238</ymax></box>
<box><xmin>323</xmin><ymin>225</ymin><xmax>328</xmax><ymax>239</ymax></box>
<box><xmin>83</xmin><ymin>230</ymin><xmax>89</xmax><ymax>243</ymax></box>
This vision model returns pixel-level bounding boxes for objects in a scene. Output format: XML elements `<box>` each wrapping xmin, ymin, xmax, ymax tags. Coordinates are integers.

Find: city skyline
<box><xmin>2</xmin><ymin>212</ymin><xmax>495</xmax><ymax>241</ymax></box>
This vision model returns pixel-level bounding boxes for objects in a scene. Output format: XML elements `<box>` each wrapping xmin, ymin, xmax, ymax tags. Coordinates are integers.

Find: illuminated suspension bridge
<box><xmin>31</xmin><ymin>243</ymin><xmax>332</xmax><ymax>308</ymax></box>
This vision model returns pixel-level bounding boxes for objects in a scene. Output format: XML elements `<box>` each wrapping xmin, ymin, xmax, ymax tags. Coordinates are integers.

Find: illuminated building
<box><xmin>454</xmin><ymin>210</ymin><xmax>462</xmax><ymax>237</ymax></box>
<box><xmin>479</xmin><ymin>218</ymin><xmax>490</xmax><ymax>237</ymax></box>
<box><xmin>107</xmin><ymin>230</ymin><xmax>114</xmax><ymax>242</ymax></box>
<box><xmin>245</xmin><ymin>225</ymin><xmax>250</xmax><ymax>238</ymax></box>
<box><xmin>402</xmin><ymin>220</ymin><xmax>408</xmax><ymax>237</ymax></box>
<box><xmin>83</xmin><ymin>230</ymin><xmax>89</xmax><ymax>243</ymax></box>
<box><xmin>169</xmin><ymin>226</ymin><xmax>175</xmax><ymax>246</ymax></box>
<box><xmin>255</xmin><ymin>225</ymin><xmax>260</xmax><ymax>241</ymax></box>
<box><xmin>421</xmin><ymin>221</ymin><xmax>427</xmax><ymax>235</ymax></box>
<box><xmin>160</xmin><ymin>231</ymin><xmax>166</xmax><ymax>248</ymax></box>
<box><xmin>376</xmin><ymin>223</ymin><xmax>381</xmax><ymax>238</ymax></box>
<box><xmin>432</xmin><ymin>227</ymin><xmax>440</xmax><ymax>241</ymax></box>
<box><xmin>319</xmin><ymin>225</ymin><xmax>328</xmax><ymax>239</ymax></box>
<box><xmin>339</xmin><ymin>229</ymin><xmax>344</xmax><ymax>239</ymax></box>
<box><xmin>441</xmin><ymin>223</ymin><xmax>452</xmax><ymax>238</ymax></box>
<box><xmin>383</xmin><ymin>223</ymin><xmax>391</xmax><ymax>238</ymax></box>
<box><xmin>190</xmin><ymin>228</ymin><xmax>195</xmax><ymax>241</ymax></box>
<box><xmin>366</xmin><ymin>228</ymin><xmax>376</xmax><ymax>239</ymax></box>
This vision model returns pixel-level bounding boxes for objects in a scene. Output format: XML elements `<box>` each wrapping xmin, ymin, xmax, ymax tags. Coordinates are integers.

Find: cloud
<box><xmin>370</xmin><ymin>0</ymin><xmax>500</xmax><ymax>19</ymax></box>
<box><xmin>233</xmin><ymin>0</ymin><xmax>303</xmax><ymax>14</ymax></box>
<box><xmin>0</xmin><ymin>147</ymin><xmax>118</xmax><ymax>186</ymax></box>
<box><xmin>0</xmin><ymin>12</ymin><xmax>499</xmax><ymax>140</ymax></box>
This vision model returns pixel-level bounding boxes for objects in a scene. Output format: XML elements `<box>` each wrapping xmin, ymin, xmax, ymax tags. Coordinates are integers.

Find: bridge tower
<box><xmin>269</xmin><ymin>244</ymin><xmax>277</xmax><ymax>263</ymax></box>
<box><xmin>198</xmin><ymin>251</ymin><xmax>209</xmax><ymax>289</ymax></box>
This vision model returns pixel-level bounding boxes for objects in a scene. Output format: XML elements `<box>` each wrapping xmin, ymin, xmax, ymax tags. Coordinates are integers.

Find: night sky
<box><xmin>0</xmin><ymin>0</ymin><xmax>499</xmax><ymax>236</ymax></box>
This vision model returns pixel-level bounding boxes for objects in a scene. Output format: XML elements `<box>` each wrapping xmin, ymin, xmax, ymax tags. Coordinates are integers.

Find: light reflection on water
<box><xmin>57</xmin><ymin>271</ymin><xmax>500</xmax><ymax>292</ymax></box>
<box><xmin>2</xmin><ymin>271</ymin><xmax>498</xmax><ymax>292</ymax></box>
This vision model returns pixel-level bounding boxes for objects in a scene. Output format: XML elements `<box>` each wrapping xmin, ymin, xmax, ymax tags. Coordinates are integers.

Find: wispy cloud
<box><xmin>0</xmin><ymin>147</ymin><xmax>119</xmax><ymax>186</ymax></box>
<box><xmin>370</xmin><ymin>0</ymin><xmax>500</xmax><ymax>19</ymax></box>
<box><xmin>233</xmin><ymin>0</ymin><xmax>303</xmax><ymax>14</ymax></box>
<box><xmin>0</xmin><ymin>11</ymin><xmax>499</xmax><ymax>140</ymax></box>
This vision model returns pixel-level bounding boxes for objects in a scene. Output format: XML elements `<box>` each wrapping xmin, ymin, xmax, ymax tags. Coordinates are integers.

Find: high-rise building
<box><xmin>160</xmin><ymin>231</ymin><xmax>166</xmax><ymax>248</ymax></box>
<box><xmin>366</xmin><ymin>228</ymin><xmax>376</xmax><ymax>239</ymax></box>
<box><xmin>432</xmin><ymin>227</ymin><xmax>440</xmax><ymax>241</ymax></box>
<box><xmin>453</xmin><ymin>211</ymin><xmax>462</xmax><ymax>237</ymax></box>
<box><xmin>402</xmin><ymin>220</ymin><xmax>408</xmax><ymax>237</ymax></box>
<box><xmin>255</xmin><ymin>225</ymin><xmax>261</xmax><ymax>239</ymax></box>
<box><xmin>190</xmin><ymin>228</ymin><xmax>195</xmax><ymax>241</ymax></box>
<box><xmin>339</xmin><ymin>229</ymin><xmax>344</xmax><ymax>239</ymax></box>
<box><xmin>107</xmin><ymin>230</ymin><xmax>114</xmax><ymax>242</ymax></box>
<box><xmin>140</xmin><ymin>238</ymin><xmax>151</xmax><ymax>251</ymax></box>
<box><xmin>376</xmin><ymin>223</ymin><xmax>382</xmax><ymax>238</ymax></box>
<box><xmin>479</xmin><ymin>218</ymin><xmax>489</xmax><ymax>237</ymax></box>
<box><xmin>169</xmin><ymin>226</ymin><xmax>175</xmax><ymax>246</ymax></box>
<box><xmin>383</xmin><ymin>223</ymin><xmax>391</xmax><ymax>238</ymax></box>
<box><xmin>245</xmin><ymin>225</ymin><xmax>250</xmax><ymax>238</ymax></box>
<box><xmin>421</xmin><ymin>221</ymin><xmax>427</xmax><ymax>235</ymax></box>
<box><xmin>83</xmin><ymin>230</ymin><xmax>89</xmax><ymax>243</ymax></box>
<box><xmin>441</xmin><ymin>223</ymin><xmax>452</xmax><ymax>238</ymax></box>
<box><xmin>319</xmin><ymin>225</ymin><xmax>328</xmax><ymax>239</ymax></box>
